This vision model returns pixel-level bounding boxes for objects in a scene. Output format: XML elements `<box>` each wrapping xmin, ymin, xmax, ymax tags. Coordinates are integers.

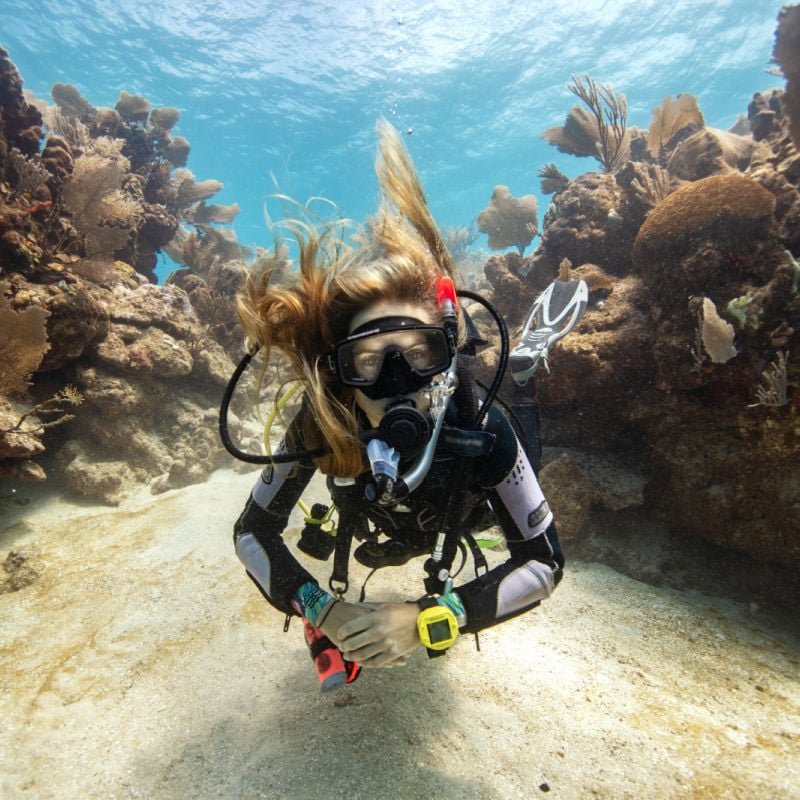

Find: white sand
<box><xmin>2</xmin><ymin>469</ymin><xmax>799</xmax><ymax>800</ymax></box>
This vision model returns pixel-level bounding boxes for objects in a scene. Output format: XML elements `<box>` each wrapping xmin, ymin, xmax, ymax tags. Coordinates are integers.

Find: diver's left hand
<box><xmin>337</xmin><ymin>602</ymin><xmax>421</xmax><ymax>668</ymax></box>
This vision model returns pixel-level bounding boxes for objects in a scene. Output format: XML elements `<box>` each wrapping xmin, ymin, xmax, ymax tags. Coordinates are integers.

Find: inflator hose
<box><xmin>456</xmin><ymin>289</ymin><xmax>509</xmax><ymax>428</ymax></box>
<box><xmin>217</xmin><ymin>350</ymin><xmax>329</xmax><ymax>464</ymax></box>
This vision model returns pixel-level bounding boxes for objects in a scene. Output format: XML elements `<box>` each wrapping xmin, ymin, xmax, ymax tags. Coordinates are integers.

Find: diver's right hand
<box><xmin>317</xmin><ymin>600</ymin><xmax>374</xmax><ymax>648</ymax></box>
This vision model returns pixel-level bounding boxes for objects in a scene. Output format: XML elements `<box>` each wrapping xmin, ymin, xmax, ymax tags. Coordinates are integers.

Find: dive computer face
<box><xmin>417</xmin><ymin>604</ymin><xmax>458</xmax><ymax>650</ymax></box>
<box><xmin>426</xmin><ymin>617</ymin><xmax>455</xmax><ymax>644</ymax></box>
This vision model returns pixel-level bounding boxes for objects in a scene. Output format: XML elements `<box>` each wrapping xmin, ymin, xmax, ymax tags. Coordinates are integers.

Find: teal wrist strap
<box><xmin>293</xmin><ymin>582</ymin><xmax>334</xmax><ymax>627</ymax></box>
<box><xmin>437</xmin><ymin>591</ymin><xmax>467</xmax><ymax>628</ymax></box>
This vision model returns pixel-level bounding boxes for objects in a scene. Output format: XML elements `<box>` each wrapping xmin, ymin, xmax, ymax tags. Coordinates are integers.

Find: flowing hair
<box><xmin>237</xmin><ymin>119</ymin><xmax>459</xmax><ymax>476</ymax></box>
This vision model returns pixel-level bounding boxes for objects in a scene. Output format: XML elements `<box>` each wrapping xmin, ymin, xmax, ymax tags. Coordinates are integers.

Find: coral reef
<box><xmin>0</xmin><ymin>51</ymin><xmax>247</xmax><ymax>499</ymax></box>
<box><xmin>1</xmin><ymin>16</ymin><xmax>798</xmax><ymax>571</ymax></box>
<box><xmin>475</xmin><ymin>34</ymin><xmax>800</xmax><ymax>568</ymax></box>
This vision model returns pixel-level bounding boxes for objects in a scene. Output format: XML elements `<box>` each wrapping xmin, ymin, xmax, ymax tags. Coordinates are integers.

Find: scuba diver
<box><xmin>221</xmin><ymin>120</ymin><xmax>586</xmax><ymax>690</ymax></box>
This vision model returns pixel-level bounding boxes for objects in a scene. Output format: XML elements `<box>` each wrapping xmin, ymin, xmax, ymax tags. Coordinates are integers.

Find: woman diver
<box><xmin>226</xmin><ymin>120</ymin><xmax>565</xmax><ymax>686</ymax></box>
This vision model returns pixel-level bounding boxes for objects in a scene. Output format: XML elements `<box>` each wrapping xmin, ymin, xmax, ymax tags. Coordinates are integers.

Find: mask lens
<box><xmin>336</xmin><ymin>327</ymin><xmax>450</xmax><ymax>386</ymax></box>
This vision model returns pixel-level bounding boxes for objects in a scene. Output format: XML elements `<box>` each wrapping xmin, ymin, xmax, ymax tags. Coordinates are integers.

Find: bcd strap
<box><xmin>438</xmin><ymin>426</ymin><xmax>496</xmax><ymax>457</ymax></box>
<box><xmin>461</xmin><ymin>530</ymin><xmax>489</xmax><ymax>577</ymax></box>
<box><xmin>330</xmin><ymin>506</ymin><xmax>358</xmax><ymax>597</ymax></box>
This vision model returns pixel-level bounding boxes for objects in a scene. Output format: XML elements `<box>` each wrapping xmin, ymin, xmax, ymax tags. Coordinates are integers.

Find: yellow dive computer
<box><xmin>417</xmin><ymin>596</ymin><xmax>458</xmax><ymax>654</ymax></box>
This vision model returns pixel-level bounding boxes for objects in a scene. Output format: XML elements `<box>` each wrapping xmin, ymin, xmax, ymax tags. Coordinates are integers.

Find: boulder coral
<box><xmin>633</xmin><ymin>174</ymin><xmax>778</xmax><ymax>307</ymax></box>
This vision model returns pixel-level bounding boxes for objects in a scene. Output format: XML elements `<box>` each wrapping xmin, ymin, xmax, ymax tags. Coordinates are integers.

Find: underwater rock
<box><xmin>192</xmin><ymin>341</ymin><xmax>237</xmax><ymax>387</ymax></box>
<box><xmin>0</xmin><ymin>48</ymin><xmax>44</xmax><ymax>162</ymax></box>
<box><xmin>542</xmin><ymin>446</ymin><xmax>646</xmax><ymax>513</ymax></box>
<box><xmin>2</xmin><ymin>275</ymin><xmax>109</xmax><ymax>372</ymax></box>
<box><xmin>644</xmin><ymin>392</ymin><xmax>800</xmax><ymax>568</ymax></box>
<box><xmin>535</xmin><ymin>274</ymin><xmax>654</xmax><ymax>412</ymax></box>
<box><xmin>104</xmin><ymin>283</ymin><xmax>193</xmax><ymax>337</ymax></box>
<box><xmin>150</xmin><ymin>431</ymin><xmax>224</xmax><ymax>494</ymax></box>
<box><xmin>483</xmin><ymin>251</ymin><xmax>537</xmax><ymax>330</ymax></box>
<box><xmin>48</xmin><ymin>275</ymin><xmax>236</xmax><ymax>503</ymax></box>
<box><xmin>40</xmin><ymin>281</ymin><xmax>109</xmax><ymax>370</ymax></box>
<box><xmin>75</xmin><ymin>365</ymin><xmax>155</xmax><ymax>416</ymax></box>
<box><xmin>0</xmin><ymin>270</ymin><xmax>237</xmax><ymax>498</ymax></box>
<box><xmin>0</xmin><ymin>396</ymin><xmax>46</xmax><ymax>462</ymax></box>
<box><xmin>0</xmin><ymin>55</ymin><xmax>240</xmax><ymax>495</ymax></box>
<box><xmin>0</xmin><ymin>550</ymin><xmax>41</xmax><ymax>594</ymax></box>
<box><xmin>58</xmin><ymin>440</ymin><xmax>135</xmax><ymax>505</ymax></box>
<box><xmin>666</xmin><ymin>128</ymin><xmax>761</xmax><ymax>182</ymax></box>
<box><xmin>536</xmin><ymin>172</ymin><xmax>638</xmax><ymax>278</ymax></box>
<box><xmin>538</xmin><ymin>455</ymin><xmax>599</xmax><ymax>541</ymax></box>
<box><xmin>773</xmin><ymin>4</ymin><xmax>800</xmax><ymax>148</ymax></box>
<box><xmin>481</xmin><ymin>59</ymin><xmax>799</xmax><ymax>570</ymax></box>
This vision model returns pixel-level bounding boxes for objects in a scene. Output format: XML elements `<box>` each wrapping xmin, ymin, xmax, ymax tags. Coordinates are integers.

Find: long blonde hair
<box><xmin>237</xmin><ymin>120</ymin><xmax>458</xmax><ymax>476</ymax></box>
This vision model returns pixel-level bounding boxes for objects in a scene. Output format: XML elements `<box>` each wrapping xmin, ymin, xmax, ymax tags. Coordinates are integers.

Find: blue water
<box><xmin>1</xmin><ymin>0</ymin><xmax>786</xmax><ymax>272</ymax></box>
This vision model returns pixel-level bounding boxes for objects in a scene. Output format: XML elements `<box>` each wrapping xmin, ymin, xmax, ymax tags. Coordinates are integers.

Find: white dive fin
<box><xmin>509</xmin><ymin>279</ymin><xmax>589</xmax><ymax>386</ymax></box>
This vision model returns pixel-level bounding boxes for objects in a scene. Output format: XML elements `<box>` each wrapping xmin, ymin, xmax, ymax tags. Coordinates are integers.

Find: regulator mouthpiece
<box><xmin>377</xmin><ymin>400</ymin><xmax>434</xmax><ymax>459</ymax></box>
<box><xmin>365</xmin><ymin>439</ymin><xmax>400</xmax><ymax>504</ymax></box>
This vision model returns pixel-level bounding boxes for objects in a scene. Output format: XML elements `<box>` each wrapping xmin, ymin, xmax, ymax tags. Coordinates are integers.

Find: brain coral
<box><xmin>633</xmin><ymin>174</ymin><xmax>777</xmax><ymax>303</ymax></box>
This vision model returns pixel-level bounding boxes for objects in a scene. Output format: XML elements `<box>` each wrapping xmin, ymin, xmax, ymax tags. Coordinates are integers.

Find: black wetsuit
<box><xmin>233</xmin><ymin>403</ymin><xmax>563</xmax><ymax>634</ymax></box>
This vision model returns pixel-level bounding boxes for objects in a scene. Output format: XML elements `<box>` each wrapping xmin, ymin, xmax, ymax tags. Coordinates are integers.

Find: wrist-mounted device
<box><xmin>416</xmin><ymin>595</ymin><xmax>458</xmax><ymax>657</ymax></box>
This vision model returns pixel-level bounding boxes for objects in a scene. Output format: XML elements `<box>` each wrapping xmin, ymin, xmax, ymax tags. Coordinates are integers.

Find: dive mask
<box><xmin>326</xmin><ymin>316</ymin><xmax>454</xmax><ymax>399</ymax></box>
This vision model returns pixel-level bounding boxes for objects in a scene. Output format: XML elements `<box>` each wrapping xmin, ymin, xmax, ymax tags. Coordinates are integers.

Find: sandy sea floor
<box><xmin>1</xmin><ymin>468</ymin><xmax>799</xmax><ymax>800</ymax></box>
